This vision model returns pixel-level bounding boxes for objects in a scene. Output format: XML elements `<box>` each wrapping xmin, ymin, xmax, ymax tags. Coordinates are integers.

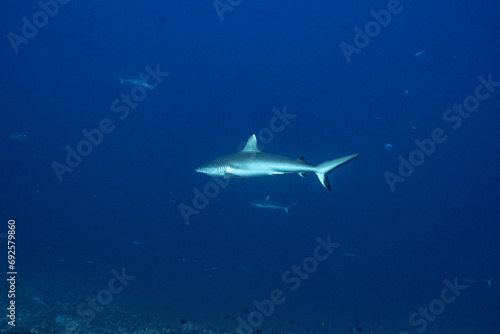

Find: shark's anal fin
<box><xmin>297</xmin><ymin>157</ymin><xmax>307</xmax><ymax>178</ymax></box>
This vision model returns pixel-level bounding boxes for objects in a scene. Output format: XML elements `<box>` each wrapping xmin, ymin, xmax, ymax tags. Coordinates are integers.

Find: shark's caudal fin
<box><xmin>486</xmin><ymin>278</ymin><xmax>494</xmax><ymax>287</ymax></box>
<box><xmin>314</xmin><ymin>153</ymin><xmax>361</xmax><ymax>190</ymax></box>
<box><xmin>115</xmin><ymin>75</ymin><xmax>124</xmax><ymax>84</ymax></box>
<box><xmin>284</xmin><ymin>202</ymin><xmax>297</xmax><ymax>213</ymax></box>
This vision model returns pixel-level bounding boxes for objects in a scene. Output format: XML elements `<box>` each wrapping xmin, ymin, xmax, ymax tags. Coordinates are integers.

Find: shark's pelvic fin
<box><xmin>242</xmin><ymin>134</ymin><xmax>261</xmax><ymax>152</ymax></box>
<box><xmin>315</xmin><ymin>153</ymin><xmax>361</xmax><ymax>190</ymax></box>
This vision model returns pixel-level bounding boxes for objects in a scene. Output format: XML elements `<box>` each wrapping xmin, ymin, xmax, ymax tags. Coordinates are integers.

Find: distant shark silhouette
<box><xmin>10</xmin><ymin>131</ymin><xmax>28</xmax><ymax>142</ymax></box>
<box><xmin>462</xmin><ymin>277</ymin><xmax>494</xmax><ymax>287</ymax></box>
<box><xmin>195</xmin><ymin>134</ymin><xmax>360</xmax><ymax>190</ymax></box>
<box><xmin>249</xmin><ymin>196</ymin><xmax>297</xmax><ymax>213</ymax></box>
<box><xmin>115</xmin><ymin>73</ymin><xmax>154</xmax><ymax>88</ymax></box>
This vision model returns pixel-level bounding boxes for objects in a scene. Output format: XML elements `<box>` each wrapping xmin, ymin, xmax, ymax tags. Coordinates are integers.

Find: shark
<box><xmin>10</xmin><ymin>131</ymin><xmax>28</xmax><ymax>142</ymax></box>
<box><xmin>195</xmin><ymin>134</ymin><xmax>360</xmax><ymax>190</ymax></box>
<box><xmin>249</xmin><ymin>196</ymin><xmax>297</xmax><ymax>213</ymax></box>
<box><xmin>462</xmin><ymin>277</ymin><xmax>494</xmax><ymax>287</ymax></box>
<box><xmin>115</xmin><ymin>73</ymin><xmax>154</xmax><ymax>88</ymax></box>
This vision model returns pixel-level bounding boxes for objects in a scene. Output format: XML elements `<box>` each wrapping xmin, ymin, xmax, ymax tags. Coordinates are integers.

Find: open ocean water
<box><xmin>1</xmin><ymin>1</ymin><xmax>499</xmax><ymax>333</ymax></box>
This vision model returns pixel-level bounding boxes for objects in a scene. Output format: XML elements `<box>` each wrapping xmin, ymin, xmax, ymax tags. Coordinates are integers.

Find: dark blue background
<box><xmin>1</xmin><ymin>0</ymin><xmax>499</xmax><ymax>332</ymax></box>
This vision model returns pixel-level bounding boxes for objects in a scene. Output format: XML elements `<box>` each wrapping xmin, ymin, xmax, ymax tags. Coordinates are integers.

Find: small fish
<box><xmin>383</xmin><ymin>143</ymin><xmax>393</xmax><ymax>152</ymax></box>
<box><xmin>131</xmin><ymin>241</ymin><xmax>143</xmax><ymax>246</ymax></box>
<box><xmin>414</xmin><ymin>51</ymin><xmax>425</xmax><ymax>56</ymax></box>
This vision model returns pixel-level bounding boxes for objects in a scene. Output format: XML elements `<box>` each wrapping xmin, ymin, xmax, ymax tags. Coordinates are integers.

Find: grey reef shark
<box><xmin>195</xmin><ymin>134</ymin><xmax>360</xmax><ymax>190</ymax></box>
<box><xmin>115</xmin><ymin>73</ymin><xmax>154</xmax><ymax>89</ymax></box>
<box><xmin>249</xmin><ymin>196</ymin><xmax>297</xmax><ymax>213</ymax></box>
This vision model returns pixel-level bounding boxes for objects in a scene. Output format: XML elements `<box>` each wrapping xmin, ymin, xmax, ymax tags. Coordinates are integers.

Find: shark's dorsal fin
<box><xmin>242</xmin><ymin>134</ymin><xmax>261</xmax><ymax>152</ymax></box>
<box><xmin>140</xmin><ymin>73</ymin><xmax>144</xmax><ymax>80</ymax></box>
<box><xmin>265</xmin><ymin>196</ymin><xmax>270</xmax><ymax>201</ymax></box>
<box><xmin>297</xmin><ymin>156</ymin><xmax>307</xmax><ymax>163</ymax></box>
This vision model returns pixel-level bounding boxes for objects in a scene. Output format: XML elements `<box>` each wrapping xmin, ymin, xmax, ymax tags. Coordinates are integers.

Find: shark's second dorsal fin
<box><xmin>242</xmin><ymin>134</ymin><xmax>261</xmax><ymax>152</ymax></box>
<box><xmin>265</xmin><ymin>196</ymin><xmax>270</xmax><ymax>201</ymax></box>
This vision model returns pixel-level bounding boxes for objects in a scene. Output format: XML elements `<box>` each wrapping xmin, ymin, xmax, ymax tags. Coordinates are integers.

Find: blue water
<box><xmin>1</xmin><ymin>0</ymin><xmax>499</xmax><ymax>333</ymax></box>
